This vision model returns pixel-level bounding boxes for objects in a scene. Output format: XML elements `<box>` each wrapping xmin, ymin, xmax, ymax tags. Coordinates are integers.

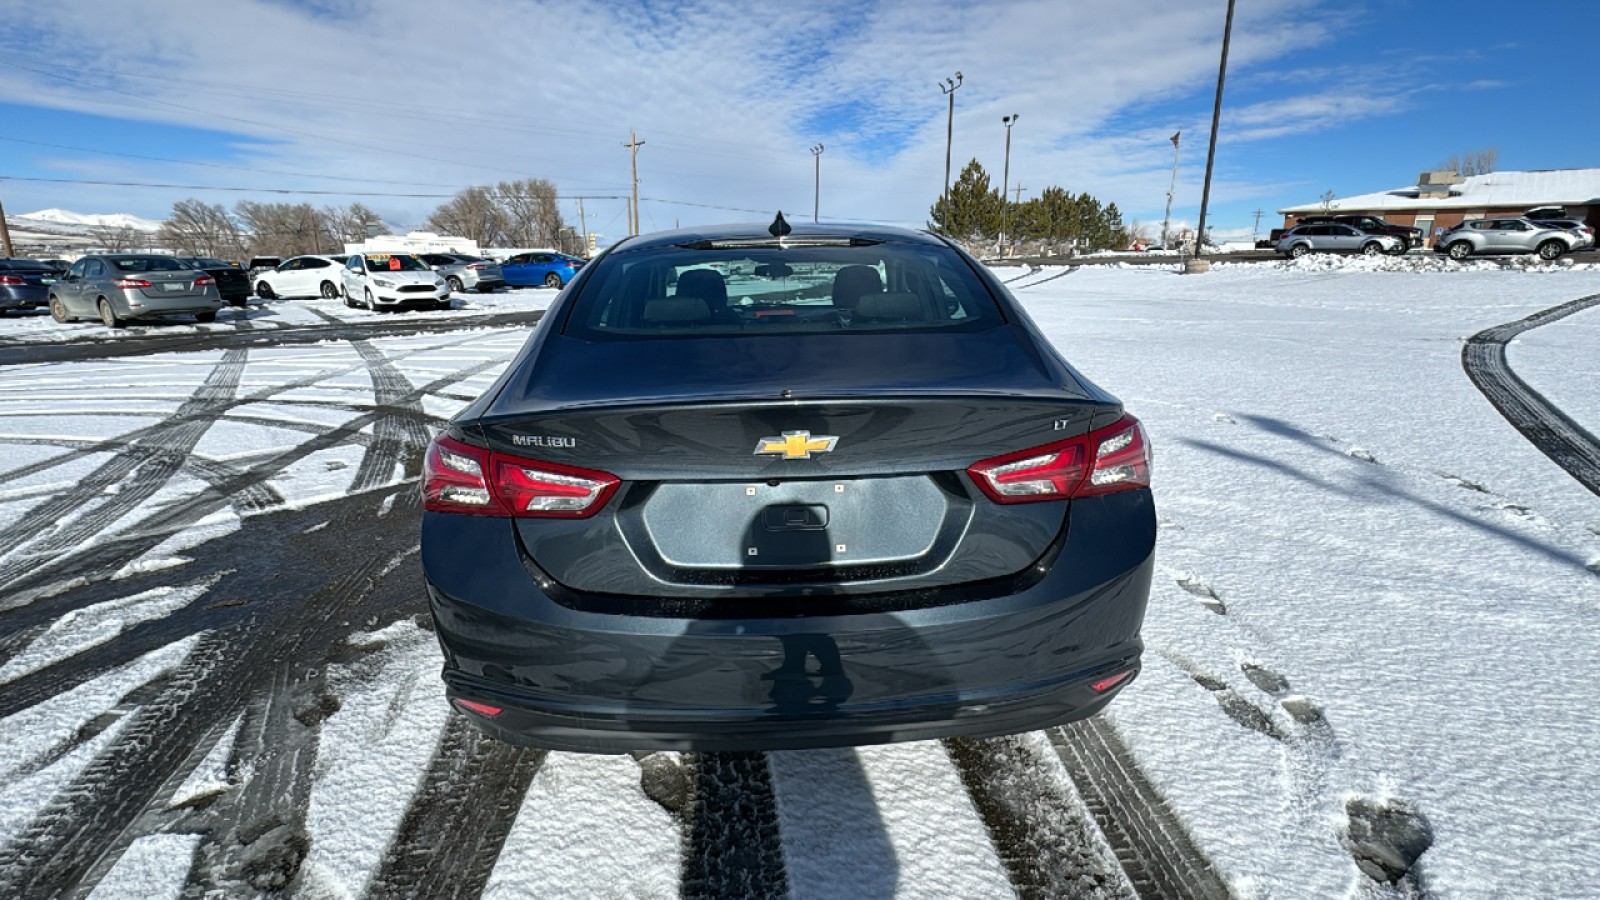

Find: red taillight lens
<box><xmin>967</xmin><ymin>414</ymin><xmax>1150</xmax><ymax>503</ymax></box>
<box><xmin>193</xmin><ymin>274</ymin><xmax>216</xmax><ymax>287</ymax></box>
<box><xmin>1091</xmin><ymin>670</ymin><xmax>1135</xmax><ymax>692</ymax></box>
<box><xmin>422</xmin><ymin>434</ymin><xmax>618</xmax><ymax>518</ymax></box>
<box><xmin>114</xmin><ymin>278</ymin><xmax>152</xmax><ymax>289</ymax></box>
<box><xmin>453</xmin><ymin>698</ymin><xmax>502</xmax><ymax>716</ymax></box>
<box><xmin>0</xmin><ymin>275</ymin><xmax>24</xmax><ymax>285</ymax></box>
<box><xmin>467</xmin><ymin>263</ymin><xmax>486</xmax><ymax>270</ymax></box>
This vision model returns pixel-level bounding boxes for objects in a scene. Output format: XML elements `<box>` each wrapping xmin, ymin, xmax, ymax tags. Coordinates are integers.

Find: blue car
<box><xmin>420</xmin><ymin>216</ymin><xmax>1155</xmax><ymax>753</ymax></box>
<box><xmin>499</xmin><ymin>251</ymin><xmax>585</xmax><ymax>288</ymax></box>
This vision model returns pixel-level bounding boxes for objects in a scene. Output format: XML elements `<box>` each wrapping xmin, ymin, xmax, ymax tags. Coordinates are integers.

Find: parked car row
<box><xmin>1267</xmin><ymin>214</ymin><xmax>1421</xmax><ymax>254</ymax></box>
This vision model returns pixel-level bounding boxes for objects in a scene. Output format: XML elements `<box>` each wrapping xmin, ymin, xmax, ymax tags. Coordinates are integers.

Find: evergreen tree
<box><xmin>929</xmin><ymin>159</ymin><xmax>1002</xmax><ymax>240</ymax></box>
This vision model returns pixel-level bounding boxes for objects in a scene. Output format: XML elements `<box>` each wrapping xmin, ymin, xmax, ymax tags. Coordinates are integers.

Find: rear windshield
<box><xmin>0</xmin><ymin>260</ymin><xmax>50</xmax><ymax>271</ymax></box>
<box><xmin>111</xmin><ymin>256</ymin><xmax>188</xmax><ymax>272</ymax></box>
<box><xmin>562</xmin><ymin>241</ymin><xmax>1003</xmax><ymax>340</ymax></box>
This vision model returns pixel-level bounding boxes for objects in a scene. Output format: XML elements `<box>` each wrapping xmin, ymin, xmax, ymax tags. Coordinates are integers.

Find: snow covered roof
<box><xmin>1279</xmin><ymin>168</ymin><xmax>1600</xmax><ymax>214</ymax></box>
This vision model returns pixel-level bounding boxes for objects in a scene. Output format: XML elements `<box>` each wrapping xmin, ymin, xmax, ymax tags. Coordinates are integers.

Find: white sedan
<box><xmin>340</xmin><ymin>253</ymin><xmax>451</xmax><ymax>311</ymax></box>
<box><xmin>253</xmin><ymin>255</ymin><xmax>349</xmax><ymax>300</ymax></box>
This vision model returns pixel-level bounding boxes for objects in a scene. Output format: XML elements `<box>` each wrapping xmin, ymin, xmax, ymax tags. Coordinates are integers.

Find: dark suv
<box><xmin>1292</xmin><ymin>215</ymin><xmax>1422</xmax><ymax>253</ymax></box>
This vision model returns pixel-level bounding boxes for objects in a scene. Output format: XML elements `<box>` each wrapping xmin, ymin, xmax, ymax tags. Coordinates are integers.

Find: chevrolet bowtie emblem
<box><xmin>755</xmin><ymin>430</ymin><xmax>839</xmax><ymax>460</ymax></box>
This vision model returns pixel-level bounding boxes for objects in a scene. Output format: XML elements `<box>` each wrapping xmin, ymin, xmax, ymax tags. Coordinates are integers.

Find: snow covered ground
<box><xmin>0</xmin><ymin>259</ymin><xmax>1597</xmax><ymax>897</ymax></box>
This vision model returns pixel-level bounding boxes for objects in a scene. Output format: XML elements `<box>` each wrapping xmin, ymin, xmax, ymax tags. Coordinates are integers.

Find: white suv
<box><xmin>340</xmin><ymin>253</ymin><xmax>451</xmax><ymax>311</ymax></box>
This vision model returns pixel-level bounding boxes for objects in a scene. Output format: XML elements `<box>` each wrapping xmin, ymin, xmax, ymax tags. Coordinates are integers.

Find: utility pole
<box><xmin>939</xmin><ymin>71</ymin><xmax>963</xmax><ymax>233</ymax></box>
<box><xmin>577</xmin><ymin>197</ymin><xmax>587</xmax><ymax>254</ymax></box>
<box><xmin>1251</xmin><ymin>208</ymin><xmax>1264</xmax><ymax>242</ymax></box>
<box><xmin>1192</xmin><ymin>0</ymin><xmax>1236</xmax><ymax>266</ymax></box>
<box><xmin>1012</xmin><ymin>184</ymin><xmax>1027</xmax><ymax>205</ymax></box>
<box><xmin>810</xmin><ymin>144</ymin><xmax>824</xmax><ymax>223</ymax></box>
<box><xmin>999</xmin><ymin>114</ymin><xmax>1019</xmax><ymax>255</ymax></box>
<box><xmin>1161</xmin><ymin>131</ymin><xmax>1180</xmax><ymax>250</ymax></box>
<box><xmin>623</xmin><ymin>130</ymin><xmax>645</xmax><ymax>235</ymax></box>
<box><xmin>0</xmin><ymin>185</ymin><xmax>14</xmax><ymax>258</ymax></box>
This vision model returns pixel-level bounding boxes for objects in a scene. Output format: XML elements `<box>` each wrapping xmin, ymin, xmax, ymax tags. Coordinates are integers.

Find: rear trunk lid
<box><xmin>475</xmin><ymin>329</ymin><xmax>1122</xmax><ymax>599</ymax></box>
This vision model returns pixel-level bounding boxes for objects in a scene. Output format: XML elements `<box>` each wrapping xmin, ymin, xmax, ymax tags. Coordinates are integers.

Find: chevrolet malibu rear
<box><xmin>420</xmin><ymin>220</ymin><xmax>1155</xmax><ymax>753</ymax></box>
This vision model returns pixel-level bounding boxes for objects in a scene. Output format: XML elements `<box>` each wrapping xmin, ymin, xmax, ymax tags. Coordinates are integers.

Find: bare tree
<box><xmin>87</xmin><ymin>224</ymin><xmax>142</xmax><ymax>252</ymax></box>
<box><xmin>320</xmin><ymin>203</ymin><xmax>383</xmax><ymax>248</ymax></box>
<box><xmin>1438</xmin><ymin>148</ymin><xmax>1499</xmax><ymax>177</ymax></box>
<box><xmin>156</xmin><ymin>199</ymin><xmax>244</xmax><ymax>258</ymax></box>
<box><xmin>1319</xmin><ymin>189</ymin><xmax>1337</xmax><ymax>212</ymax></box>
<box><xmin>494</xmin><ymin>178</ymin><xmax>564</xmax><ymax>247</ymax></box>
<box><xmin>426</xmin><ymin>186</ymin><xmax>505</xmax><ymax>245</ymax></box>
<box><xmin>235</xmin><ymin>201</ymin><xmax>328</xmax><ymax>257</ymax></box>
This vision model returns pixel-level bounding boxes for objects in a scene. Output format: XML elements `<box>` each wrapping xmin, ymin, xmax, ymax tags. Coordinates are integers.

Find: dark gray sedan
<box><xmin>48</xmin><ymin>255</ymin><xmax>224</xmax><ymax>327</ymax></box>
<box><xmin>0</xmin><ymin>258</ymin><xmax>56</xmax><ymax>313</ymax></box>
<box><xmin>421</xmin><ymin>217</ymin><xmax>1154</xmax><ymax>753</ymax></box>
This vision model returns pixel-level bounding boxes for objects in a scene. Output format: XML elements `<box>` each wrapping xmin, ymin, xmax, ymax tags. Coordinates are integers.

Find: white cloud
<box><xmin>0</xmin><ymin>0</ymin><xmax>1386</xmax><ymax>230</ymax></box>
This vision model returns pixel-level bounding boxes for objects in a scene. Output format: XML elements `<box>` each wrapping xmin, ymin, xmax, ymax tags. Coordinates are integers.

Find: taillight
<box><xmin>0</xmin><ymin>275</ymin><xmax>24</xmax><ymax>285</ymax></box>
<box><xmin>194</xmin><ymin>274</ymin><xmax>216</xmax><ymax>287</ymax></box>
<box><xmin>422</xmin><ymin>434</ymin><xmax>619</xmax><ymax>518</ymax></box>
<box><xmin>114</xmin><ymin>278</ymin><xmax>152</xmax><ymax>289</ymax></box>
<box><xmin>467</xmin><ymin>263</ymin><xmax>486</xmax><ymax>270</ymax></box>
<box><xmin>967</xmin><ymin>414</ymin><xmax>1150</xmax><ymax>503</ymax></box>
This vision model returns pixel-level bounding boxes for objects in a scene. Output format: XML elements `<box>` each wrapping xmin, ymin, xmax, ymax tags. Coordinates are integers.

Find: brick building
<box><xmin>1278</xmin><ymin>168</ymin><xmax>1600</xmax><ymax>246</ymax></box>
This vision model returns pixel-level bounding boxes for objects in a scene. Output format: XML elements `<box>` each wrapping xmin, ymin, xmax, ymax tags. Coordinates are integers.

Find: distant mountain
<box><xmin>16</xmin><ymin>209</ymin><xmax>164</xmax><ymax>233</ymax></box>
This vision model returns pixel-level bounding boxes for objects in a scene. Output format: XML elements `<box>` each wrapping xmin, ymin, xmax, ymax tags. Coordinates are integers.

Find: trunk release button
<box><xmin>763</xmin><ymin>505</ymin><xmax>829</xmax><ymax>531</ymax></box>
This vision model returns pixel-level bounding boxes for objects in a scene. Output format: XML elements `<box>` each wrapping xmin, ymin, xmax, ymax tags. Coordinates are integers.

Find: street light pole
<box><xmin>1000</xmin><ymin>114</ymin><xmax>1018</xmax><ymax>255</ymax></box>
<box><xmin>939</xmin><ymin>71</ymin><xmax>963</xmax><ymax>233</ymax></box>
<box><xmin>810</xmin><ymin>144</ymin><xmax>824</xmax><ymax>223</ymax></box>
<box><xmin>1192</xmin><ymin>0</ymin><xmax>1236</xmax><ymax>264</ymax></box>
<box><xmin>1161</xmin><ymin>131</ymin><xmax>1180</xmax><ymax>250</ymax></box>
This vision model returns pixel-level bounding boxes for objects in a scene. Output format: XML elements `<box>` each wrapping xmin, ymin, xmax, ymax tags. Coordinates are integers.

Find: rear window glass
<box><xmin>562</xmin><ymin>241</ymin><xmax>1002</xmax><ymax>340</ymax></box>
<box><xmin>111</xmin><ymin>256</ymin><xmax>187</xmax><ymax>272</ymax></box>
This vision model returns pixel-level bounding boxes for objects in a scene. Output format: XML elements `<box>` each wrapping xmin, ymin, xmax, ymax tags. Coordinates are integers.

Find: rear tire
<box><xmin>98</xmin><ymin>298</ymin><xmax>124</xmax><ymax>329</ymax></box>
<box><xmin>1289</xmin><ymin>243</ymin><xmax>1310</xmax><ymax>259</ymax></box>
<box><xmin>544</xmin><ymin>272</ymin><xmax>562</xmax><ymax>288</ymax></box>
<box><xmin>195</xmin><ymin>311</ymin><xmax>217</xmax><ymax>323</ymax></box>
<box><xmin>1537</xmin><ymin>240</ymin><xmax>1566</xmax><ymax>260</ymax></box>
<box><xmin>256</xmin><ymin>281</ymin><xmax>275</xmax><ymax>300</ymax></box>
<box><xmin>49</xmin><ymin>296</ymin><xmax>71</xmax><ymax>323</ymax></box>
<box><xmin>320</xmin><ymin>280</ymin><xmax>339</xmax><ymax>299</ymax></box>
<box><xmin>1447</xmin><ymin>241</ymin><xmax>1473</xmax><ymax>260</ymax></box>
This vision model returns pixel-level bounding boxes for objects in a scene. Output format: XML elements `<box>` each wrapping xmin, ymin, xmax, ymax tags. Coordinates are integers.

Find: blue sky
<box><xmin>1</xmin><ymin>0</ymin><xmax>1596</xmax><ymax>242</ymax></box>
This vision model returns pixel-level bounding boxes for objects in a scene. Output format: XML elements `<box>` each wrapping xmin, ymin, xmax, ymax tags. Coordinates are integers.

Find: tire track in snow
<box><xmin>1049</xmin><ymin>718</ymin><xmax>1234</xmax><ymax>899</ymax></box>
<box><xmin>367</xmin><ymin>716</ymin><xmax>547</xmax><ymax>899</ymax></box>
<box><xmin>350</xmin><ymin>340</ymin><xmax>434</xmax><ymax>492</ymax></box>
<box><xmin>945</xmin><ymin>734</ymin><xmax>1137</xmax><ymax>898</ymax></box>
<box><xmin>1462</xmin><ymin>292</ymin><xmax>1600</xmax><ymax>496</ymax></box>
<box><xmin>0</xmin><ymin>348</ymin><xmax>249</xmax><ymax>580</ymax></box>
<box><xmin>680</xmin><ymin>752</ymin><xmax>789</xmax><ymax>899</ymax></box>
<box><xmin>0</xmin><ymin>490</ymin><xmax>420</xmax><ymax>897</ymax></box>
<box><xmin>1012</xmin><ymin>266</ymin><xmax>1079</xmax><ymax>291</ymax></box>
<box><xmin>0</xmin><ymin>356</ymin><xmax>507</xmax><ymax>605</ymax></box>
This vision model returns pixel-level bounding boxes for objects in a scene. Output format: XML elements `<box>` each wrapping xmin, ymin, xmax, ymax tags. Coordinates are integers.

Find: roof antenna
<box><xmin>768</xmin><ymin>211</ymin><xmax>792</xmax><ymax>238</ymax></box>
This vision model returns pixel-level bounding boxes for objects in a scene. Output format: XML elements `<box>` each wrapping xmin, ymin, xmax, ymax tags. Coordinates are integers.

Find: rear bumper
<box><xmin>423</xmin><ymin>490</ymin><xmax>1155</xmax><ymax>753</ymax></box>
<box><xmin>124</xmin><ymin>292</ymin><xmax>224</xmax><ymax>318</ymax></box>
<box><xmin>1</xmin><ymin>286</ymin><xmax>46</xmax><ymax>309</ymax></box>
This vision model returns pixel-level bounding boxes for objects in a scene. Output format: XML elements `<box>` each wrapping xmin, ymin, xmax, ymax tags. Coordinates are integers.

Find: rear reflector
<box><xmin>453</xmin><ymin>698</ymin><xmax>503</xmax><ymax>716</ymax></box>
<box><xmin>967</xmin><ymin>414</ymin><xmax>1151</xmax><ymax>503</ymax></box>
<box><xmin>1091</xmin><ymin>670</ymin><xmax>1134</xmax><ymax>692</ymax></box>
<box><xmin>422</xmin><ymin>434</ymin><xmax>619</xmax><ymax>518</ymax></box>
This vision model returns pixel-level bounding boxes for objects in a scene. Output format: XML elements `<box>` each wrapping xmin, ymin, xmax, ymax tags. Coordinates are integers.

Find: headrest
<box><xmin>854</xmin><ymin>292</ymin><xmax>925</xmax><ymax>322</ymax></box>
<box><xmin>642</xmin><ymin>297</ymin><xmax>712</xmax><ymax>325</ymax></box>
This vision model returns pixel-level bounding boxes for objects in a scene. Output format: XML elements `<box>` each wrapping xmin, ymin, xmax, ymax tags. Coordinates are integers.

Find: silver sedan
<box><xmin>48</xmin><ymin>255</ymin><xmax>224</xmax><ymax>327</ymax></box>
<box><xmin>1276</xmin><ymin>224</ymin><xmax>1402</xmax><ymax>259</ymax></box>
